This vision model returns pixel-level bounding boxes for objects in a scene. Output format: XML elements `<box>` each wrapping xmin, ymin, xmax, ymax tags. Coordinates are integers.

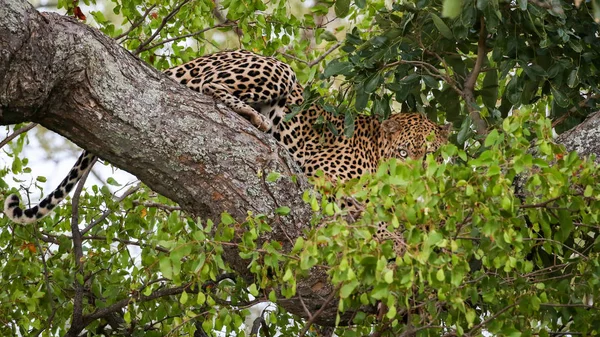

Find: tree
<box><xmin>1</xmin><ymin>0</ymin><xmax>599</xmax><ymax>335</ymax></box>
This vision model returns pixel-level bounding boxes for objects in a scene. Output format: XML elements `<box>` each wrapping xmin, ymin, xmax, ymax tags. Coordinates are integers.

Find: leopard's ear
<box><xmin>381</xmin><ymin>118</ymin><xmax>401</xmax><ymax>134</ymax></box>
<box><xmin>439</xmin><ymin>123</ymin><xmax>452</xmax><ymax>137</ymax></box>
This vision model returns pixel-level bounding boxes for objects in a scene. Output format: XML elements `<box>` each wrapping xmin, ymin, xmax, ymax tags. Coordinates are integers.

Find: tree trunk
<box><xmin>0</xmin><ymin>0</ymin><xmax>345</xmax><ymax>325</ymax></box>
<box><xmin>1</xmin><ymin>0</ymin><xmax>599</xmax><ymax>327</ymax></box>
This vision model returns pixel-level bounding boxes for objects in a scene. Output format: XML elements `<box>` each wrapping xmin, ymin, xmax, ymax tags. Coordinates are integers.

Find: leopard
<box><xmin>4</xmin><ymin>49</ymin><xmax>450</xmax><ymax>243</ymax></box>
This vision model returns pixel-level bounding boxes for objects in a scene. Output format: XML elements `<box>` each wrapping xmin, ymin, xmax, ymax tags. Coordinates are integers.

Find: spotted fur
<box><xmin>4</xmin><ymin>151</ymin><xmax>95</xmax><ymax>224</ymax></box>
<box><xmin>3</xmin><ymin>49</ymin><xmax>449</xmax><ymax>225</ymax></box>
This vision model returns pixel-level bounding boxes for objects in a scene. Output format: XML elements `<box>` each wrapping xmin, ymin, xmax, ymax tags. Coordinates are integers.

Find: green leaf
<box><xmin>292</xmin><ymin>237</ymin><xmax>305</xmax><ymax>253</ymax></box>
<box><xmin>180</xmin><ymin>291</ymin><xmax>188</xmax><ymax>304</ymax></box>
<box><xmin>266</xmin><ymin>172</ymin><xmax>281</xmax><ymax>182</ymax></box>
<box><xmin>275</xmin><ymin>206</ymin><xmax>291</xmax><ymax>215</ymax></box>
<box><xmin>442</xmin><ymin>0</ymin><xmax>463</xmax><ymax>18</ymax></box>
<box><xmin>567</xmin><ymin>68</ymin><xmax>579</xmax><ymax>88</ymax></box>
<box><xmin>552</xmin><ymin>88</ymin><xmax>570</xmax><ymax>108</ymax></box>
<box><xmin>518</xmin><ymin>0</ymin><xmax>527</xmax><ymax>10</ymax></box>
<box><xmin>430</xmin><ymin>14</ymin><xmax>453</xmax><ymax>39</ymax></box>
<box><xmin>248</xmin><ymin>283</ymin><xmax>259</xmax><ymax>296</ymax></box>
<box><xmin>484</xmin><ymin>129</ymin><xmax>500</xmax><ymax>147</ymax></box>
<box><xmin>323</xmin><ymin>61</ymin><xmax>352</xmax><ymax>78</ymax></box>
<box><xmin>344</xmin><ymin>113</ymin><xmax>355</xmax><ymax>138</ymax></box>
<box><xmin>436</xmin><ymin>268</ymin><xmax>445</xmax><ymax>281</ymax></box>
<box><xmin>364</xmin><ymin>73</ymin><xmax>382</xmax><ymax>93</ymax></box>
<box><xmin>523</xmin><ymin>64</ymin><xmax>546</xmax><ymax>80</ymax></box>
<box><xmin>320</xmin><ymin>31</ymin><xmax>338</xmax><ymax>42</ymax></box>
<box><xmin>383</xmin><ymin>270</ymin><xmax>394</xmax><ymax>284</ymax></box>
<box><xmin>221</xmin><ymin>212</ymin><xmax>235</xmax><ymax>225</ymax></box>
<box><xmin>584</xmin><ymin>185</ymin><xmax>593</xmax><ymax>197</ymax></box>
<box><xmin>340</xmin><ymin>279</ymin><xmax>359</xmax><ymax>298</ymax></box>
<box><xmin>159</xmin><ymin>257</ymin><xmax>173</xmax><ymax>279</ymax></box>
<box><xmin>106</xmin><ymin>177</ymin><xmax>121</xmax><ymax>186</ymax></box>
<box><xmin>355</xmin><ymin>0</ymin><xmax>366</xmax><ymax>8</ymax></box>
<box><xmin>481</xmin><ymin>69</ymin><xmax>499</xmax><ymax>109</ymax></box>
<box><xmin>335</xmin><ymin>0</ymin><xmax>351</xmax><ymax>18</ymax></box>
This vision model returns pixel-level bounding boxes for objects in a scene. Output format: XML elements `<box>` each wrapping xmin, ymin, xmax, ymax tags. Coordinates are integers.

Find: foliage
<box><xmin>1</xmin><ymin>0</ymin><xmax>600</xmax><ymax>335</ymax></box>
<box><xmin>297</xmin><ymin>109</ymin><xmax>600</xmax><ymax>335</ymax></box>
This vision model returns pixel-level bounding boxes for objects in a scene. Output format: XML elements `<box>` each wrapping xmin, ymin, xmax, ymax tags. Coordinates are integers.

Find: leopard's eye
<box><xmin>399</xmin><ymin>149</ymin><xmax>408</xmax><ymax>158</ymax></box>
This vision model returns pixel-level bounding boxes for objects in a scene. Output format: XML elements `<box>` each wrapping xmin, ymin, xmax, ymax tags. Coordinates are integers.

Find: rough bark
<box><xmin>556</xmin><ymin>110</ymin><xmax>600</xmax><ymax>164</ymax></box>
<box><xmin>0</xmin><ymin>0</ymin><xmax>344</xmax><ymax>326</ymax></box>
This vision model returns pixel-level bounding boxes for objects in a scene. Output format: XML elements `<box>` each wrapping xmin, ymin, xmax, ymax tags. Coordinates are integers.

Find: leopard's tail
<box><xmin>4</xmin><ymin>150</ymin><xmax>96</xmax><ymax>224</ymax></box>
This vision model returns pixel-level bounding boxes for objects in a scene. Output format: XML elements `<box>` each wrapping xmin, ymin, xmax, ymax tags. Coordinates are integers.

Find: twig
<box><xmin>298</xmin><ymin>285</ymin><xmax>339</xmax><ymax>337</ymax></box>
<box><xmin>279</xmin><ymin>41</ymin><xmax>342</xmax><ymax>68</ymax></box>
<box><xmin>468</xmin><ymin>303</ymin><xmax>517</xmax><ymax>335</ymax></box>
<box><xmin>84</xmin><ymin>283</ymin><xmax>194</xmax><ymax>322</ymax></box>
<box><xmin>520</xmin><ymin>195</ymin><xmax>565</xmax><ymax>209</ymax></box>
<box><xmin>81</xmin><ymin>183</ymin><xmax>141</xmax><ymax>235</ymax></box>
<box><xmin>0</xmin><ymin>123</ymin><xmax>37</xmax><ymax>149</ymax></box>
<box><xmin>32</xmin><ymin>232</ymin><xmax>55</xmax><ymax>337</ymax></box>
<box><xmin>539</xmin><ymin>303</ymin><xmax>598</xmax><ymax>309</ymax></box>
<box><xmin>136</xmin><ymin>22</ymin><xmax>234</xmax><ymax>54</ymax></box>
<box><xmin>551</xmin><ymin>94</ymin><xmax>599</xmax><ymax>128</ymax></box>
<box><xmin>65</xmin><ymin>156</ymin><xmax>96</xmax><ymax>337</ymax></box>
<box><xmin>133</xmin><ymin>0</ymin><xmax>192</xmax><ymax>55</ymax></box>
<box><xmin>524</xmin><ymin>238</ymin><xmax>589</xmax><ymax>260</ymax></box>
<box><xmin>308</xmin><ymin>41</ymin><xmax>343</xmax><ymax>67</ymax></box>
<box><xmin>83</xmin><ymin>235</ymin><xmax>170</xmax><ymax>253</ymax></box>
<box><xmin>114</xmin><ymin>4</ymin><xmax>156</xmax><ymax>41</ymax></box>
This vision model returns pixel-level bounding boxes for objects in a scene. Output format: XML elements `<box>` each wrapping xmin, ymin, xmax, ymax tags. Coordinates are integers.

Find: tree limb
<box><xmin>0</xmin><ymin>0</ymin><xmax>339</xmax><ymax>326</ymax></box>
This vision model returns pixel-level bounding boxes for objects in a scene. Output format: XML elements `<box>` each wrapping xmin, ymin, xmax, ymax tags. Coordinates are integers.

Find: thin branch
<box><xmin>308</xmin><ymin>40</ymin><xmax>343</xmax><ymax>67</ymax></box>
<box><xmin>81</xmin><ymin>183</ymin><xmax>141</xmax><ymax>235</ymax></box>
<box><xmin>133</xmin><ymin>0</ymin><xmax>192</xmax><ymax>55</ymax></box>
<box><xmin>83</xmin><ymin>235</ymin><xmax>170</xmax><ymax>253</ymax></box>
<box><xmin>84</xmin><ymin>283</ymin><xmax>194</xmax><ymax>322</ymax></box>
<box><xmin>468</xmin><ymin>303</ymin><xmax>517</xmax><ymax>335</ymax></box>
<box><xmin>298</xmin><ymin>285</ymin><xmax>339</xmax><ymax>337</ymax></box>
<box><xmin>114</xmin><ymin>4</ymin><xmax>156</xmax><ymax>41</ymax></box>
<box><xmin>66</xmin><ymin>156</ymin><xmax>96</xmax><ymax>337</ymax></box>
<box><xmin>552</xmin><ymin>93</ymin><xmax>600</xmax><ymax>128</ymax></box>
<box><xmin>136</xmin><ymin>22</ymin><xmax>234</xmax><ymax>54</ymax></box>
<box><xmin>462</xmin><ymin>16</ymin><xmax>488</xmax><ymax>135</ymax></box>
<box><xmin>32</xmin><ymin>231</ymin><xmax>56</xmax><ymax>337</ymax></box>
<box><xmin>539</xmin><ymin>303</ymin><xmax>598</xmax><ymax>309</ymax></box>
<box><xmin>0</xmin><ymin>123</ymin><xmax>37</xmax><ymax>149</ymax></box>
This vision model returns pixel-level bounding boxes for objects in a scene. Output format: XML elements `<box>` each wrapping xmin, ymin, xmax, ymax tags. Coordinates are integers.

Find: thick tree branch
<box><xmin>0</xmin><ymin>0</ymin><xmax>340</xmax><ymax>326</ymax></box>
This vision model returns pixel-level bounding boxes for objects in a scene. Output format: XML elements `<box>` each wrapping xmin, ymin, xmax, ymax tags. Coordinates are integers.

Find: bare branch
<box><xmin>299</xmin><ymin>285</ymin><xmax>339</xmax><ymax>337</ymax></box>
<box><xmin>0</xmin><ymin>123</ymin><xmax>37</xmax><ymax>149</ymax></box>
<box><xmin>136</xmin><ymin>22</ymin><xmax>234</xmax><ymax>54</ymax></box>
<box><xmin>468</xmin><ymin>303</ymin><xmax>517</xmax><ymax>335</ymax></box>
<box><xmin>81</xmin><ymin>183</ymin><xmax>141</xmax><ymax>235</ymax></box>
<box><xmin>84</xmin><ymin>283</ymin><xmax>194</xmax><ymax>322</ymax></box>
<box><xmin>66</xmin><ymin>157</ymin><xmax>96</xmax><ymax>337</ymax></box>
<box><xmin>133</xmin><ymin>0</ymin><xmax>192</xmax><ymax>55</ymax></box>
<box><xmin>114</xmin><ymin>4</ymin><xmax>157</xmax><ymax>41</ymax></box>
